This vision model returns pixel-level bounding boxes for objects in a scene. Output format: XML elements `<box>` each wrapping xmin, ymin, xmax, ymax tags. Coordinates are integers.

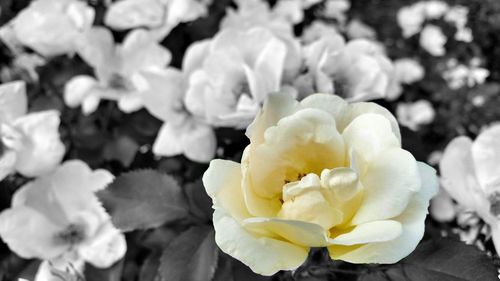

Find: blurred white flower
<box><xmin>444</xmin><ymin>6</ymin><xmax>472</xmax><ymax>43</ymax></box>
<box><xmin>303</xmin><ymin>36</ymin><xmax>400</xmax><ymax>101</ymax></box>
<box><xmin>393</xmin><ymin>58</ymin><xmax>425</xmax><ymax>84</ymax></box>
<box><xmin>183</xmin><ymin>27</ymin><xmax>291</xmax><ymax>129</ymax></box>
<box><xmin>396</xmin><ymin>100</ymin><xmax>435</xmax><ymax>131</ymax></box>
<box><xmin>221</xmin><ymin>0</ymin><xmax>302</xmax><ymax>81</ymax></box>
<box><xmin>301</xmin><ymin>21</ymin><xmax>340</xmax><ymax>44</ymax></box>
<box><xmin>419</xmin><ymin>24</ymin><xmax>447</xmax><ymax>56</ymax></box>
<box><xmin>422</xmin><ymin>1</ymin><xmax>449</xmax><ymax>19</ymax></box>
<box><xmin>346</xmin><ymin>19</ymin><xmax>376</xmax><ymax>40</ymax></box>
<box><xmin>139</xmin><ymin>68</ymin><xmax>217</xmax><ymax>163</ymax></box>
<box><xmin>440</xmin><ymin>124</ymin><xmax>500</xmax><ymax>253</ymax></box>
<box><xmin>0</xmin><ymin>160</ymin><xmax>126</xmax><ymax>280</ymax></box>
<box><xmin>64</xmin><ymin>27</ymin><xmax>171</xmax><ymax>114</ymax></box>
<box><xmin>0</xmin><ymin>0</ymin><xmax>94</xmax><ymax>57</ymax></box>
<box><xmin>443</xmin><ymin>59</ymin><xmax>489</xmax><ymax>90</ymax></box>
<box><xmin>0</xmin><ymin>81</ymin><xmax>65</xmax><ymax>180</ymax></box>
<box><xmin>321</xmin><ymin>0</ymin><xmax>351</xmax><ymax>24</ymax></box>
<box><xmin>104</xmin><ymin>0</ymin><xmax>211</xmax><ymax>41</ymax></box>
<box><xmin>430</xmin><ymin>187</ymin><xmax>456</xmax><ymax>223</ymax></box>
<box><xmin>397</xmin><ymin>3</ymin><xmax>425</xmax><ymax>38</ymax></box>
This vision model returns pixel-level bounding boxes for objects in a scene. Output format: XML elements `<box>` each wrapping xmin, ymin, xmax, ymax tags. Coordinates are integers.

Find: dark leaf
<box><xmin>85</xmin><ymin>259</ymin><xmax>123</xmax><ymax>281</ymax></box>
<box><xmin>212</xmin><ymin>254</ymin><xmax>234</xmax><ymax>281</ymax></box>
<box><xmin>97</xmin><ymin>169</ymin><xmax>189</xmax><ymax>232</ymax></box>
<box><xmin>158</xmin><ymin>226</ymin><xmax>219</xmax><ymax>281</ymax></box>
<box><xmin>372</xmin><ymin>238</ymin><xmax>499</xmax><ymax>281</ymax></box>
<box><xmin>139</xmin><ymin>252</ymin><xmax>161</xmax><ymax>281</ymax></box>
<box><xmin>185</xmin><ymin>179</ymin><xmax>213</xmax><ymax>222</ymax></box>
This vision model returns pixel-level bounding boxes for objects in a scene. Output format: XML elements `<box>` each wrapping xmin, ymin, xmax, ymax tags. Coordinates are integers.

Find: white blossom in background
<box><xmin>419</xmin><ymin>24</ymin><xmax>447</xmax><ymax>56</ymax></box>
<box><xmin>398</xmin><ymin>1</ymin><xmax>472</xmax><ymax>45</ymax></box>
<box><xmin>397</xmin><ymin>3</ymin><xmax>426</xmax><ymax>38</ymax></box>
<box><xmin>396</xmin><ymin>100</ymin><xmax>435</xmax><ymax>131</ymax></box>
<box><xmin>301</xmin><ymin>34</ymin><xmax>401</xmax><ymax>101</ymax></box>
<box><xmin>104</xmin><ymin>0</ymin><xmax>211</xmax><ymax>41</ymax></box>
<box><xmin>444</xmin><ymin>6</ymin><xmax>472</xmax><ymax>43</ymax></box>
<box><xmin>0</xmin><ymin>81</ymin><xmax>65</xmax><ymax>180</ymax></box>
<box><xmin>393</xmin><ymin>58</ymin><xmax>425</xmax><ymax>84</ymax></box>
<box><xmin>139</xmin><ymin>68</ymin><xmax>217</xmax><ymax>163</ymax></box>
<box><xmin>346</xmin><ymin>19</ymin><xmax>377</xmax><ymax>40</ymax></box>
<box><xmin>183</xmin><ymin>27</ymin><xmax>293</xmax><ymax>129</ymax></box>
<box><xmin>0</xmin><ymin>0</ymin><xmax>94</xmax><ymax>57</ymax></box>
<box><xmin>443</xmin><ymin>58</ymin><xmax>489</xmax><ymax>90</ymax></box>
<box><xmin>439</xmin><ymin>125</ymin><xmax>500</xmax><ymax>253</ymax></box>
<box><xmin>221</xmin><ymin>0</ymin><xmax>302</xmax><ymax>81</ymax></box>
<box><xmin>301</xmin><ymin>21</ymin><xmax>340</xmax><ymax>44</ymax></box>
<box><xmin>0</xmin><ymin>160</ymin><xmax>126</xmax><ymax>281</ymax></box>
<box><xmin>64</xmin><ymin>27</ymin><xmax>171</xmax><ymax>114</ymax></box>
<box><xmin>387</xmin><ymin>58</ymin><xmax>425</xmax><ymax>100</ymax></box>
<box><xmin>321</xmin><ymin>0</ymin><xmax>351</xmax><ymax>24</ymax></box>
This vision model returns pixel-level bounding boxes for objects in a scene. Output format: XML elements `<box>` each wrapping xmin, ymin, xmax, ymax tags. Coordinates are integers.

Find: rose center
<box><xmin>54</xmin><ymin>224</ymin><xmax>86</xmax><ymax>245</ymax></box>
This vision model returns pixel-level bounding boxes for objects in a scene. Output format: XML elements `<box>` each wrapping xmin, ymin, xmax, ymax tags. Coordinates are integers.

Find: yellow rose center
<box><xmin>278</xmin><ymin>168</ymin><xmax>363</xmax><ymax>231</ymax></box>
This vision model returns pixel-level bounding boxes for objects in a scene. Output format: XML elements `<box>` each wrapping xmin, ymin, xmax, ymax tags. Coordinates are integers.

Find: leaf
<box><xmin>362</xmin><ymin>238</ymin><xmax>498</xmax><ymax>281</ymax></box>
<box><xmin>85</xmin><ymin>259</ymin><xmax>124</xmax><ymax>281</ymax></box>
<box><xmin>158</xmin><ymin>225</ymin><xmax>219</xmax><ymax>281</ymax></box>
<box><xmin>139</xmin><ymin>252</ymin><xmax>161</xmax><ymax>281</ymax></box>
<box><xmin>185</xmin><ymin>179</ymin><xmax>213</xmax><ymax>222</ymax></box>
<box><xmin>97</xmin><ymin>169</ymin><xmax>189</xmax><ymax>232</ymax></box>
<box><xmin>212</xmin><ymin>254</ymin><xmax>234</xmax><ymax>281</ymax></box>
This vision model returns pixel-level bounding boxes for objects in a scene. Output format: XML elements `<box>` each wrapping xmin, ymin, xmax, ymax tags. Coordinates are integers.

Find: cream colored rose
<box><xmin>203</xmin><ymin>93</ymin><xmax>438</xmax><ymax>275</ymax></box>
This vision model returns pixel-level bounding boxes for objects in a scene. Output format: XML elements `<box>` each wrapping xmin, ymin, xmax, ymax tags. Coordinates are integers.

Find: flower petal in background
<box><xmin>0</xmin><ymin>160</ymin><xmax>126</xmax><ymax>280</ymax></box>
<box><xmin>1</xmin><ymin>0</ymin><xmax>95</xmax><ymax>57</ymax></box>
<box><xmin>396</xmin><ymin>100</ymin><xmax>435</xmax><ymax>131</ymax></box>
<box><xmin>419</xmin><ymin>24</ymin><xmax>447</xmax><ymax>56</ymax></box>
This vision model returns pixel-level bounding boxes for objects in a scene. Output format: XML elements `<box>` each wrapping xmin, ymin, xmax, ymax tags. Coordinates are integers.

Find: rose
<box><xmin>104</xmin><ymin>0</ymin><xmax>210</xmax><ymax>41</ymax></box>
<box><xmin>64</xmin><ymin>27</ymin><xmax>171</xmax><ymax>114</ymax></box>
<box><xmin>2</xmin><ymin>0</ymin><xmax>94</xmax><ymax>57</ymax></box>
<box><xmin>300</xmin><ymin>36</ymin><xmax>401</xmax><ymax>101</ymax></box>
<box><xmin>203</xmin><ymin>92</ymin><xmax>438</xmax><ymax>275</ymax></box>
<box><xmin>0</xmin><ymin>81</ymin><xmax>65</xmax><ymax>180</ymax></box>
<box><xmin>439</xmin><ymin>124</ymin><xmax>500</xmax><ymax>253</ymax></box>
<box><xmin>0</xmin><ymin>160</ymin><xmax>126</xmax><ymax>280</ymax></box>
<box><xmin>183</xmin><ymin>27</ymin><xmax>292</xmax><ymax>129</ymax></box>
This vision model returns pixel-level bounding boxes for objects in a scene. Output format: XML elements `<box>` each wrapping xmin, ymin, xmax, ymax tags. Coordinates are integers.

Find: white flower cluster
<box><xmin>397</xmin><ymin>1</ymin><xmax>472</xmax><ymax>56</ymax></box>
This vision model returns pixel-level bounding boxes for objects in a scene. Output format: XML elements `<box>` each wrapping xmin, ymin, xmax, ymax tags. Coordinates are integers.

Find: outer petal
<box><xmin>351</xmin><ymin>148</ymin><xmax>421</xmax><ymax>225</ymax></box>
<box><xmin>153</xmin><ymin>120</ymin><xmax>216</xmax><ymax>163</ymax></box>
<box><xmin>104</xmin><ymin>0</ymin><xmax>164</xmax><ymax>30</ymax></box>
<box><xmin>0</xmin><ymin>81</ymin><xmax>27</xmax><ymax>124</ymax></box>
<box><xmin>63</xmin><ymin>75</ymin><xmax>98</xmax><ymax>108</ymax></box>
<box><xmin>471</xmin><ymin>125</ymin><xmax>500</xmax><ymax>193</ymax></box>
<box><xmin>136</xmin><ymin>68</ymin><xmax>185</xmax><ymax>122</ymax></box>
<box><xmin>9</xmin><ymin>110</ymin><xmax>65</xmax><ymax>177</ymax></box>
<box><xmin>203</xmin><ymin>159</ymin><xmax>250</xmax><ymax>220</ymax></box>
<box><xmin>76</xmin><ymin>27</ymin><xmax>115</xmax><ymax>69</ymax></box>
<box><xmin>342</xmin><ymin>113</ymin><xmax>400</xmax><ymax>161</ymax></box>
<box><xmin>439</xmin><ymin>137</ymin><xmax>487</xmax><ymax>216</ymax></box>
<box><xmin>120</xmin><ymin>29</ymin><xmax>171</xmax><ymax>73</ymax></box>
<box><xmin>0</xmin><ymin>151</ymin><xmax>16</xmax><ymax>181</ymax></box>
<box><xmin>79</xmin><ymin>221</ymin><xmax>127</xmax><ymax>268</ymax></box>
<box><xmin>242</xmin><ymin>217</ymin><xmax>330</xmax><ymax>247</ymax></box>
<box><xmin>329</xmin><ymin>220</ymin><xmax>402</xmax><ymax>246</ymax></box>
<box><xmin>329</xmin><ymin>162</ymin><xmax>438</xmax><ymax>263</ymax></box>
<box><xmin>245</xmin><ymin>92</ymin><xmax>299</xmax><ymax>147</ymax></box>
<box><xmin>213</xmin><ymin>209</ymin><xmax>308</xmax><ymax>276</ymax></box>
<box><xmin>0</xmin><ymin>206</ymin><xmax>66</xmax><ymax>260</ymax></box>
<box><xmin>341</xmin><ymin>102</ymin><xmax>401</xmax><ymax>142</ymax></box>
<box><xmin>300</xmin><ymin>94</ymin><xmax>349</xmax><ymax>127</ymax></box>
<box><xmin>182</xmin><ymin>40</ymin><xmax>211</xmax><ymax>76</ymax></box>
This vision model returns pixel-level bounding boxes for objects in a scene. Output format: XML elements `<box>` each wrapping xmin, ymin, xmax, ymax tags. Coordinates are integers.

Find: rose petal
<box><xmin>329</xmin><ymin>162</ymin><xmax>437</xmax><ymax>263</ymax></box>
<box><xmin>0</xmin><ymin>81</ymin><xmax>27</xmax><ymax>124</ymax></box>
<box><xmin>10</xmin><ymin>110</ymin><xmax>65</xmax><ymax>177</ymax></box>
<box><xmin>213</xmin><ymin>209</ymin><xmax>308</xmax><ymax>276</ymax></box>
<box><xmin>203</xmin><ymin>159</ymin><xmax>250</xmax><ymax>221</ymax></box>
<box><xmin>350</xmin><ymin>148</ymin><xmax>420</xmax><ymax>224</ymax></box>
